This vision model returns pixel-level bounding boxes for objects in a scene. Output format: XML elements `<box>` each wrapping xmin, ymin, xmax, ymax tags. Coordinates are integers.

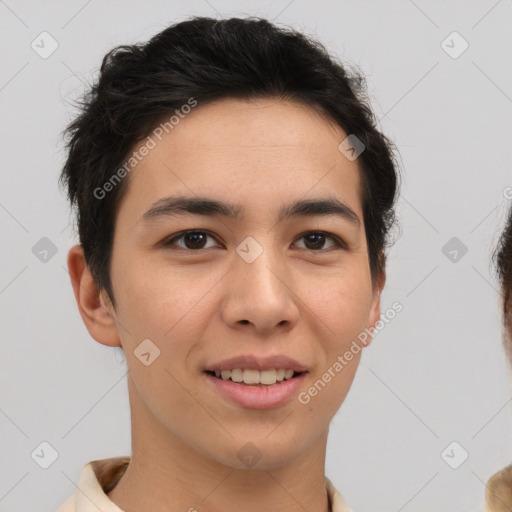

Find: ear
<box><xmin>364</xmin><ymin>268</ymin><xmax>386</xmax><ymax>347</ymax></box>
<box><xmin>66</xmin><ymin>244</ymin><xmax>121</xmax><ymax>347</ymax></box>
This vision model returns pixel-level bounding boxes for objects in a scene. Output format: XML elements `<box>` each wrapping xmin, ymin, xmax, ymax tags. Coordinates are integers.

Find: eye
<box><xmin>294</xmin><ymin>231</ymin><xmax>346</xmax><ymax>251</ymax></box>
<box><xmin>163</xmin><ymin>230</ymin><xmax>221</xmax><ymax>250</ymax></box>
<box><xmin>162</xmin><ymin>230</ymin><xmax>346</xmax><ymax>252</ymax></box>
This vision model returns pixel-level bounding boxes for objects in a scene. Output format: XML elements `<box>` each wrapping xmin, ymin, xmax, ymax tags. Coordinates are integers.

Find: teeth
<box><xmin>230</xmin><ymin>368</ymin><xmax>243</xmax><ymax>383</ymax></box>
<box><xmin>260</xmin><ymin>369</ymin><xmax>276</xmax><ymax>385</ymax></box>
<box><xmin>243</xmin><ymin>369</ymin><xmax>260</xmax><ymax>384</ymax></box>
<box><xmin>212</xmin><ymin>368</ymin><xmax>298</xmax><ymax>385</ymax></box>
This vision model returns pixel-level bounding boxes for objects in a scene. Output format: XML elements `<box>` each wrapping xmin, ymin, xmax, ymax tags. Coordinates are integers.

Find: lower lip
<box><xmin>204</xmin><ymin>372</ymin><xmax>307</xmax><ymax>409</ymax></box>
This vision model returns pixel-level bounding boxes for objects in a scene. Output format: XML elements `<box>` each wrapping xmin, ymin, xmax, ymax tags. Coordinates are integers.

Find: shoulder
<box><xmin>485</xmin><ymin>465</ymin><xmax>512</xmax><ymax>512</ymax></box>
<box><xmin>56</xmin><ymin>456</ymin><xmax>130</xmax><ymax>512</ymax></box>
<box><xmin>325</xmin><ymin>477</ymin><xmax>353</xmax><ymax>512</ymax></box>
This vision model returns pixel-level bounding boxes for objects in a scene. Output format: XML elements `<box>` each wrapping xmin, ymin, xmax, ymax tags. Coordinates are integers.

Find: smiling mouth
<box><xmin>204</xmin><ymin>369</ymin><xmax>306</xmax><ymax>386</ymax></box>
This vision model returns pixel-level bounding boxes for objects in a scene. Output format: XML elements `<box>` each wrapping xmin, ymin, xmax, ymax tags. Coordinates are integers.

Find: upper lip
<box><xmin>204</xmin><ymin>354</ymin><xmax>308</xmax><ymax>372</ymax></box>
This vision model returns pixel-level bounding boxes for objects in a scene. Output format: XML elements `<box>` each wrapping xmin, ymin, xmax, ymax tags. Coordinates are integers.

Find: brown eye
<box><xmin>295</xmin><ymin>231</ymin><xmax>344</xmax><ymax>251</ymax></box>
<box><xmin>163</xmin><ymin>230</ymin><xmax>220</xmax><ymax>250</ymax></box>
<box><xmin>183</xmin><ymin>232</ymin><xmax>208</xmax><ymax>249</ymax></box>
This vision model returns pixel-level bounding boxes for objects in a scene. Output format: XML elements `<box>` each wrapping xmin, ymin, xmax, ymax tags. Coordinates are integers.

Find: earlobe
<box><xmin>66</xmin><ymin>244</ymin><xmax>121</xmax><ymax>348</ymax></box>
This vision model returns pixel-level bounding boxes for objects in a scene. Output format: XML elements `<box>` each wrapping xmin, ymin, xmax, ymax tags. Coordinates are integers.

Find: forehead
<box><xmin>118</xmin><ymin>97</ymin><xmax>363</xmax><ymax>223</ymax></box>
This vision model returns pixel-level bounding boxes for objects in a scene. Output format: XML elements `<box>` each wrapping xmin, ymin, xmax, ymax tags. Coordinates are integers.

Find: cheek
<box><xmin>309</xmin><ymin>273</ymin><xmax>372</xmax><ymax>412</ymax></box>
<box><xmin>112</xmin><ymin>256</ymin><xmax>222</xmax><ymax>382</ymax></box>
<box><xmin>298</xmin><ymin>351</ymin><xmax>360</xmax><ymax>428</ymax></box>
<box><xmin>305</xmin><ymin>269</ymin><xmax>373</xmax><ymax>343</ymax></box>
<box><xmin>113</xmin><ymin>254</ymin><xmax>214</xmax><ymax>332</ymax></box>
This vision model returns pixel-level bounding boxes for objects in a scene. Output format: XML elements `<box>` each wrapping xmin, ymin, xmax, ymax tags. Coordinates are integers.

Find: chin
<box><xmin>217</xmin><ymin>434</ymin><xmax>314</xmax><ymax>471</ymax></box>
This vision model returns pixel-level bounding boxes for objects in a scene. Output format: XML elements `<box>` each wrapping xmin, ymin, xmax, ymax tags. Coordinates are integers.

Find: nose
<box><xmin>221</xmin><ymin>246</ymin><xmax>300</xmax><ymax>335</ymax></box>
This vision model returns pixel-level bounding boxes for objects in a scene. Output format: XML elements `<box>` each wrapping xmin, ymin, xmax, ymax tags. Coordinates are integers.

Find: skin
<box><xmin>67</xmin><ymin>97</ymin><xmax>384</xmax><ymax>512</ymax></box>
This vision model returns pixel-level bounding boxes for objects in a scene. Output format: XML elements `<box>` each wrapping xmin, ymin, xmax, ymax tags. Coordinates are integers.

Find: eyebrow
<box><xmin>139</xmin><ymin>195</ymin><xmax>360</xmax><ymax>226</ymax></box>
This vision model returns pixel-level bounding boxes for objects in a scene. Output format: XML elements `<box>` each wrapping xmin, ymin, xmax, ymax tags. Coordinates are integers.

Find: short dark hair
<box><xmin>494</xmin><ymin>205</ymin><xmax>512</xmax><ymax>354</ymax></box>
<box><xmin>59</xmin><ymin>16</ymin><xmax>400</xmax><ymax>307</ymax></box>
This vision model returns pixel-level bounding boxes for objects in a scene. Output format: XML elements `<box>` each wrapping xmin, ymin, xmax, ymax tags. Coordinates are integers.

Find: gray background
<box><xmin>1</xmin><ymin>1</ymin><xmax>511</xmax><ymax>511</ymax></box>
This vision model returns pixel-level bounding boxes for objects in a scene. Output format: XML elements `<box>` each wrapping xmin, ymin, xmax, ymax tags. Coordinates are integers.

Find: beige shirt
<box><xmin>484</xmin><ymin>465</ymin><xmax>512</xmax><ymax>512</ymax></box>
<box><xmin>57</xmin><ymin>456</ymin><xmax>352</xmax><ymax>512</ymax></box>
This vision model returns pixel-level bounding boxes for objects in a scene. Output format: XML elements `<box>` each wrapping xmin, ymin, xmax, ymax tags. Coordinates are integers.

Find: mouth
<box><xmin>203</xmin><ymin>368</ymin><xmax>308</xmax><ymax>409</ymax></box>
<box><xmin>203</xmin><ymin>354</ymin><xmax>309</xmax><ymax>408</ymax></box>
<box><xmin>204</xmin><ymin>368</ymin><xmax>306</xmax><ymax>387</ymax></box>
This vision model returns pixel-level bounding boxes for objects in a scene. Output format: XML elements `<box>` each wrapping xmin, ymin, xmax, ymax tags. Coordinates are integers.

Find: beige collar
<box><xmin>58</xmin><ymin>456</ymin><xmax>352</xmax><ymax>512</ymax></box>
<box><xmin>485</xmin><ymin>465</ymin><xmax>512</xmax><ymax>512</ymax></box>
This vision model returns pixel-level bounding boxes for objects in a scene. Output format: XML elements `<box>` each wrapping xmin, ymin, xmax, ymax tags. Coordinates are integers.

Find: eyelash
<box><xmin>162</xmin><ymin>230</ymin><xmax>346</xmax><ymax>252</ymax></box>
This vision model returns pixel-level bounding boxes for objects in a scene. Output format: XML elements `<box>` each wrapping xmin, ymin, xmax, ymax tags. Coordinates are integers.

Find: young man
<box><xmin>486</xmin><ymin>207</ymin><xmax>512</xmax><ymax>511</ymax></box>
<box><xmin>57</xmin><ymin>16</ymin><xmax>399</xmax><ymax>512</ymax></box>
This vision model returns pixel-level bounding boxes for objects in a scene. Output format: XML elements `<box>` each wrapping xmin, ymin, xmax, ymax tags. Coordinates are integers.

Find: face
<box><xmin>80</xmin><ymin>97</ymin><xmax>383</xmax><ymax>470</ymax></box>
